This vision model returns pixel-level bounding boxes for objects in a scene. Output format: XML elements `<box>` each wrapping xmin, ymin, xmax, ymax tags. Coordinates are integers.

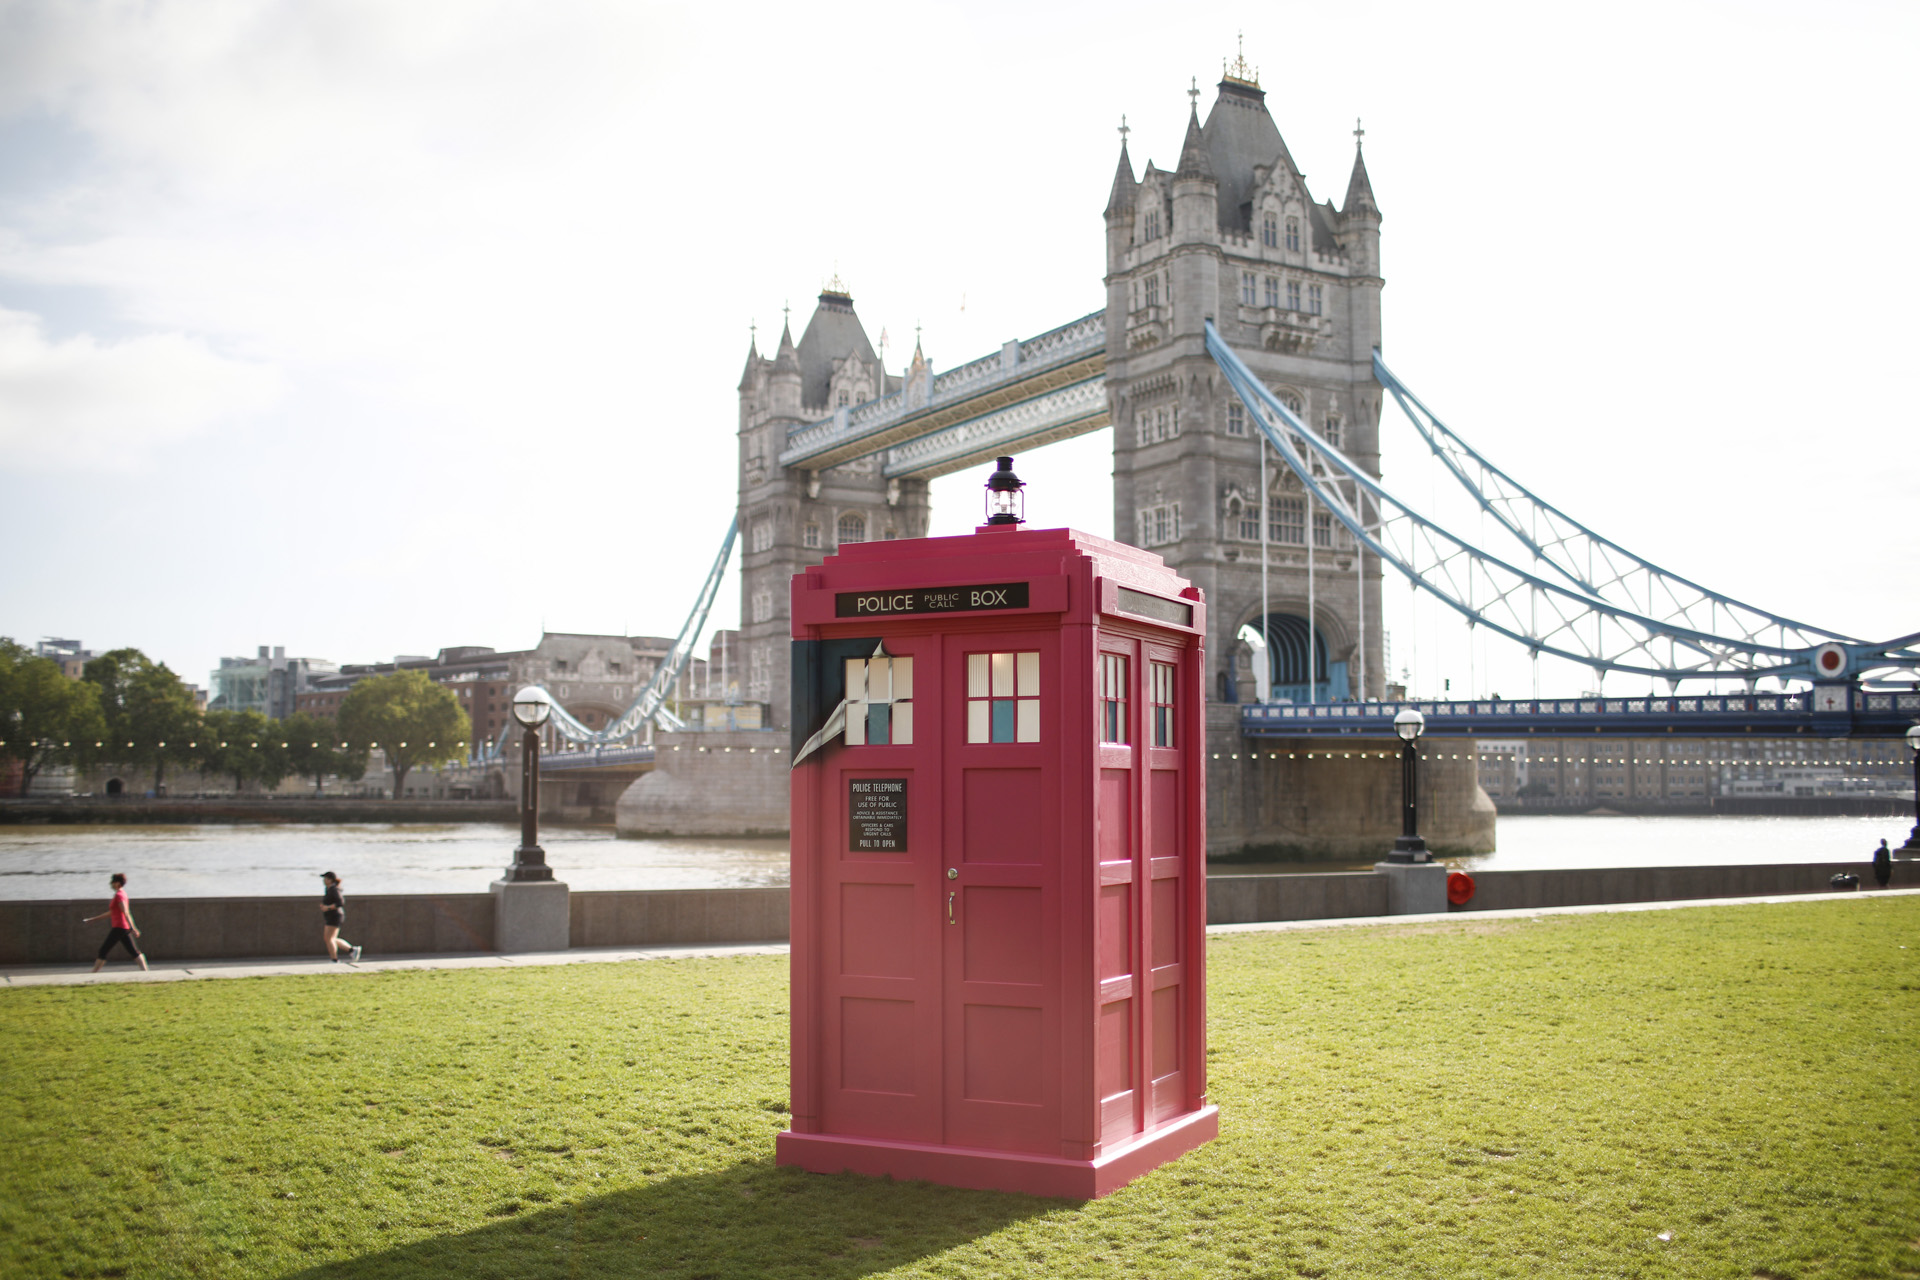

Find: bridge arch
<box><xmin>1245</xmin><ymin>608</ymin><xmax>1352</xmax><ymax>703</ymax></box>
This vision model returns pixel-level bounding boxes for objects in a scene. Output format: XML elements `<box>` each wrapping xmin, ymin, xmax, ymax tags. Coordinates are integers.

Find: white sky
<box><xmin>0</xmin><ymin>0</ymin><xmax>1913</xmax><ymax>698</ymax></box>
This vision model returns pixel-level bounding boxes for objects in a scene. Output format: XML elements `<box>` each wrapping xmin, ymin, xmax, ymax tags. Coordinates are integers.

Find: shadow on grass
<box><xmin>280</xmin><ymin>1157</ymin><xmax>1056</xmax><ymax>1280</ymax></box>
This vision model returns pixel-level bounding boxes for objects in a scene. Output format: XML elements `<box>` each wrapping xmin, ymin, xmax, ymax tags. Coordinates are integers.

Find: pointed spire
<box><xmin>1343</xmin><ymin>125</ymin><xmax>1378</xmax><ymax>220</ymax></box>
<box><xmin>772</xmin><ymin>312</ymin><xmax>799</xmax><ymax>375</ymax></box>
<box><xmin>1176</xmin><ymin>96</ymin><xmax>1214</xmax><ymax>182</ymax></box>
<box><xmin>1104</xmin><ymin>117</ymin><xmax>1137</xmax><ymax>218</ymax></box>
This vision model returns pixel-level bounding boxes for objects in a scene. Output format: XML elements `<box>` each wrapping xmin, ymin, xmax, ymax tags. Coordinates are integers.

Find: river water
<box><xmin>0</xmin><ymin>814</ymin><xmax>1908</xmax><ymax>901</ymax></box>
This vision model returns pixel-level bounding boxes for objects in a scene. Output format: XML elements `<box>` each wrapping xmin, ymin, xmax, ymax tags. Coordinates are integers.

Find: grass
<box><xmin>1</xmin><ymin>899</ymin><xmax>1916</xmax><ymax>1279</ymax></box>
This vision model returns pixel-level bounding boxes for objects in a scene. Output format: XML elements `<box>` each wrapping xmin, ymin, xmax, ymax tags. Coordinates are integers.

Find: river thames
<box><xmin>0</xmin><ymin>813</ymin><xmax>1906</xmax><ymax>901</ymax></box>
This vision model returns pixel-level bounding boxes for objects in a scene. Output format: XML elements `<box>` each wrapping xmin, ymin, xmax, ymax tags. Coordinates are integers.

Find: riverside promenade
<box><xmin>11</xmin><ymin>886</ymin><xmax>1915</xmax><ymax>988</ymax></box>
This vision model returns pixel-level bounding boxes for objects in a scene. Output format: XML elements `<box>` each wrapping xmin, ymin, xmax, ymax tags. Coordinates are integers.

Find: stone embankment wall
<box><xmin>10</xmin><ymin>863</ymin><xmax>1909</xmax><ymax>967</ymax></box>
<box><xmin>3</xmin><ymin>886</ymin><xmax>790</xmax><ymax>965</ymax></box>
<box><xmin>1205</xmin><ymin>859</ymin><xmax>1916</xmax><ymax>924</ymax></box>
<box><xmin>614</xmin><ymin>729</ymin><xmax>789</xmax><ymax>837</ymax></box>
<box><xmin>1205</xmin><ymin>705</ymin><xmax>1497</xmax><ymax>859</ymax></box>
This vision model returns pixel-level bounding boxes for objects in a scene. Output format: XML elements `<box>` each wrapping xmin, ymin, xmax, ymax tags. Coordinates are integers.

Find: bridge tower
<box><xmin>736</xmin><ymin>287</ymin><xmax>932</xmax><ymax>730</ymax></box>
<box><xmin>1104</xmin><ymin>63</ymin><xmax>1385</xmax><ymax>713</ymax></box>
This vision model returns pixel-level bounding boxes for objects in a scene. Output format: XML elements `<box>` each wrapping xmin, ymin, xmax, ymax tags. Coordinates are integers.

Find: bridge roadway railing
<box><xmin>538</xmin><ymin>744</ymin><xmax>657</xmax><ymax>773</ymax></box>
<box><xmin>776</xmin><ymin>310</ymin><xmax>1106</xmax><ymax>475</ymax></box>
<box><xmin>1242</xmin><ymin>690</ymin><xmax>1920</xmax><ymax>739</ymax></box>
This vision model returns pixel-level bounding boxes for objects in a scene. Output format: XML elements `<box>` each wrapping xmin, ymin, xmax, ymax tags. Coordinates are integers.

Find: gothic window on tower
<box><xmin>1241</xmin><ymin>272</ymin><xmax>1257</xmax><ymax>306</ymax></box>
<box><xmin>1144</xmin><ymin>274</ymin><xmax>1160</xmax><ymax>309</ymax></box>
<box><xmin>1287</xmin><ymin>280</ymin><xmax>1302</xmax><ymax>311</ymax></box>
<box><xmin>1138</xmin><ymin>502</ymin><xmax>1182</xmax><ymax>547</ymax></box>
<box><xmin>1313</xmin><ymin>510</ymin><xmax>1333</xmax><ymax>548</ymax></box>
<box><xmin>1236</xmin><ymin>498</ymin><xmax>1259</xmax><ymax>542</ymax></box>
<box><xmin>1285</xmin><ymin>217</ymin><xmax>1301</xmax><ymax>252</ymax></box>
<box><xmin>1309</xmin><ymin>283</ymin><xmax>1323</xmax><ymax>316</ymax></box>
<box><xmin>1143</xmin><ymin>208</ymin><xmax>1162</xmax><ymax>241</ymax></box>
<box><xmin>751</xmin><ymin>522</ymin><xmax>773</xmax><ymax>553</ymax></box>
<box><xmin>845</xmin><ymin>652</ymin><xmax>913</xmax><ymax>746</ymax></box>
<box><xmin>1262</xmin><ymin>212</ymin><xmax>1279</xmax><ymax>248</ymax></box>
<box><xmin>1137</xmin><ymin>404</ymin><xmax>1179</xmax><ymax>446</ymax></box>
<box><xmin>967</xmin><ymin>651</ymin><xmax>1039</xmax><ymax>744</ymax></box>
<box><xmin>837</xmin><ymin>512</ymin><xmax>866</xmax><ymax>545</ymax></box>
<box><xmin>837</xmin><ymin>390</ymin><xmax>850</xmax><ymax>408</ymax></box>
<box><xmin>1263</xmin><ymin>276</ymin><xmax>1279</xmax><ymax>308</ymax></box>
<box><xmin>1273</xmin><ymin>496</ymin><xmax>1305</xmax><ymax>545</ymax></box>
<box><xmin>1226</xmin><ymin>402</ymin><xmax>1246</xmax><ymax>437</ymax></box>
<box><xmin>803</xmin><ymin>522</ymin><xmax>820</xmax><ymax>549</ymax></box>
<box><xmin>752</xmin><ymin>590</ymin><xmax>773</xmax><ymax>624</ymax></box>
<box><xmin>1323</xmin><ymin>415</ymin><xmax>1342</xmax><ymax>448</ymax></box>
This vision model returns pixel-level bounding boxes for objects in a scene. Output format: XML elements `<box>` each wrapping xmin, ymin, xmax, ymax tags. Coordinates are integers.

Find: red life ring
<box><xmin>1447</xmin><ymin>871</ymin><xmax>1476</xmax><ymax>906</ymax></box>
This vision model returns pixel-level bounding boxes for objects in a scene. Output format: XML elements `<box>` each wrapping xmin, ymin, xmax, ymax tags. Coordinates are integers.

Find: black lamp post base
<box><xmin>505</xmin><ymin>845</ymin><xmax>553</xmax><ymax>882</ymax></box>
<box><xmin>1900</xmin><ymin>825</ymin><xmax>1920</xmax><ymax>856</ymax></box>
<box><xmin>1382</xmin><ymin>835</ymin><xmax>1430</xmax><ymax>864</ymax></box>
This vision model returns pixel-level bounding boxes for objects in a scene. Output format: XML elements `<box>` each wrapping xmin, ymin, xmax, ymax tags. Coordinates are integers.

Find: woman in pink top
<box><xmin>84</xmin><ymin>873</ymin><xmax>148</xmax><ymax>973</ymax></box>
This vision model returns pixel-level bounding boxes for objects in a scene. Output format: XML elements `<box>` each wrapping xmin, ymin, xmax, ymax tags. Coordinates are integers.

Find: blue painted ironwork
<box><xmin>1206</xmin><ymin>321</ymin><xmax>1920</xmax><ymax>688</ymax></box>
<box><xmin>1242</xmin><ymin>689</ymin><xmax>1920</xmax><ymax>740</ymax></box>
<box><xmin>538</xmin><ymin>744</ymin><xmax>657</xmax><ymax>773</ymax></box>
<box><xmin>475</xmin><ymin>516</ymin><xmax>739</xmax><ymax>762</ymax></box>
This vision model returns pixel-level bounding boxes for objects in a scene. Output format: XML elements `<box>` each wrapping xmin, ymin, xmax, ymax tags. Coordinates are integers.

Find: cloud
<box><xmin>0</xmin><ymin>306</ymin><xmax>277</xmax><ymax>469</ymax></box>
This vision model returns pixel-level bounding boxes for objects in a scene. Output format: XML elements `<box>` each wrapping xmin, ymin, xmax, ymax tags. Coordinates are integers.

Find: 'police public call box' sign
<box><xmin>781</xmin><ymin>521</ymin><xmax>1217</xmax><ymax>1199</ymax></box>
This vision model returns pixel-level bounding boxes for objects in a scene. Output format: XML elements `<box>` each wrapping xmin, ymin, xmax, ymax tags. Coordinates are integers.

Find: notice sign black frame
<box><xmin>835</xmin><ymin>582</ymin><xmax>1028</xmax><ymax>619</ymax></box>
<box><xmin>848</xmin><ymin>778</ymin><xmax>908</xmax><ymax>853</ymax></box>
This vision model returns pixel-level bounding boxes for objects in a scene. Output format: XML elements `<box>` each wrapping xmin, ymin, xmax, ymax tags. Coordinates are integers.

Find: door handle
<box><xmin>947</xmin><ymin>891</ymin><xmax>956</xmax><ymax>925</ymax></box>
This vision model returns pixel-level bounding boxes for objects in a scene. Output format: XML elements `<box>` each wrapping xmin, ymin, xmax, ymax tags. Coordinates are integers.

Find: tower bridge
<box><xmin>505</xmin><ymin>57</ymin><xmax>1918</xmax><ymax>855</ymax></box>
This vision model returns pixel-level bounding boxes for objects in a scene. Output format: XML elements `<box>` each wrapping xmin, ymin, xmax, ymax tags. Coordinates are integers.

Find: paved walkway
<box><xmin>6</xmin><ymin>886</ymin><xmax>1914</xmax><ymax>990</ymax></box>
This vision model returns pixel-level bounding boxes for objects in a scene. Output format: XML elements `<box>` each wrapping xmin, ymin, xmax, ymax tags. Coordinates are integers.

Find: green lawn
<box><xmin>2</xmin><ymin>899</ymin><xmax>1916</xmax><ymax>1279</ymax></box>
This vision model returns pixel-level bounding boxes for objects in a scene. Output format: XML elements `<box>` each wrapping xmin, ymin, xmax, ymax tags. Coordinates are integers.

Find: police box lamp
<box><xmin>1387</xmin><ymin>706</ymin><xmax>1430</xmax><ymax>863</ymax></box>
<box><xmin>984</xmin><ymin>455</ymin><xmax>1025</xmax><ymax>526</ymax></box>
<box><xmin>511</xmin><ymin>686</ymin><xmax>554</xmax><ymax>728</ymax></box>
<box><xmin>1903</xmin><ymin>723</ymin><xmax>1920</xmax><ymax>854</ymax></box>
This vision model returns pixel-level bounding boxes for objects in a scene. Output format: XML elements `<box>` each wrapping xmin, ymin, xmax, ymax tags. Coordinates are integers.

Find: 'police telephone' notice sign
<box><xmin>848</xmin><ymin>778</ymin><xmax>908</xmax><ymax>852</ymax></box>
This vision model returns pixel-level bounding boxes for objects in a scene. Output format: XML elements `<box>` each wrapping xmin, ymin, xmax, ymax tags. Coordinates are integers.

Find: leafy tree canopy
<box><xmin>336</xmin><ymin>671</ymin><xmax>470</xmax><ymax>798</ymax></box>
<box><xmin>83</xmin><ymin>648</ymin><xmax>204</xmax><ymax>791</ymax></box>
<box><xmin>0</xmin><ymin>638</ymin><xmax>108</xmax><ymax>794</ymax></box>
<box><xmin>280</xmin><ymin>711</ymin><xmax>368</xmax><ymax>793</ymax></box>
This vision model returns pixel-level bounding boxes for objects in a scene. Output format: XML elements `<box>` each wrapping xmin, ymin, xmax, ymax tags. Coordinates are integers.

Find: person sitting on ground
<box><xmin>84</xmin><ymin>873</ymin><xmax>149</xmax><ymax>973</ymax></box>
<box><xmin>318</xmin><ymin>871</ymin><xmax>362</xmax><ymax>963</ymax></box>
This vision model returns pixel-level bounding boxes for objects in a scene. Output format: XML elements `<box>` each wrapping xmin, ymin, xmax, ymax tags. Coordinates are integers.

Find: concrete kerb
<box><xmin>7</xmin><ymin>886</ymin><xmax>1914</xmax><ymax>989</ymax></box>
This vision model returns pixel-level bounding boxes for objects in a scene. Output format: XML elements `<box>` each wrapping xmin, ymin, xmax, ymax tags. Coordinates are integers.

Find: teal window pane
<box><xmin>867</xmin><ymin>703</ymin><xmax>890</xmax><ymax>746</ymax></box>
<box><xmin>991</xmin><ymin>699</ymin><xmax>1015</xmax><ymax>743</ymax></box>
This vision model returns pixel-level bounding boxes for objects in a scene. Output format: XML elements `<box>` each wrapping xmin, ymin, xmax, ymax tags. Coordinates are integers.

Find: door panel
<box><xmin>943</xmin><ymin>631</ymin><xmax>1058</xmax><ymax>1154</ymax></box>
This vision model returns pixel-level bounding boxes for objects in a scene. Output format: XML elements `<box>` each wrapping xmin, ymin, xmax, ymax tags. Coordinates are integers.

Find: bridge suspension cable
<box><xmin>476</xmin><ymin>515</ymin><xmax>739</xmax><ymax>761</ymax></box>
<box><xmin>1371</xmin><ymin>352</ymin><xmax>1856</xmax><ymax>655</ymax></box>
<box><xmin>1206</xmin><ymin>323</ymin><xmax>1919</xmax><ymax>688</ymax></box>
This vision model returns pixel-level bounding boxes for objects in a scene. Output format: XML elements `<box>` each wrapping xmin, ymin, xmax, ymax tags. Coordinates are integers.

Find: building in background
<box><xmin>209</xmin><ymin>646</ymin><xmax>338</xmax><ymax>720</ymax></box>
<box><xmin>35</xmin><ymin>638</ymin><xmax>93</xmax><ymax>679</ymax></box>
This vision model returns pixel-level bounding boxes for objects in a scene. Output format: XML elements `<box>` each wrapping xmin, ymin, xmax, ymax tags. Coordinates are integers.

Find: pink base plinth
<box><xmin>776</xmin><ymin>1106</ymin><xmax>1219</xmax><ymax>1199</ymax></box>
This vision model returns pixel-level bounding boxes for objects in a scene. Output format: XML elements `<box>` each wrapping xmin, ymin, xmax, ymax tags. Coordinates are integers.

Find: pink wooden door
<box><xmin>940</xmin><ymin>631</ymin><xmax>1061</xmax><ymax>1153</ymax></box>
<box><xmin>815</xmin><ymin>635</ymin><xmax>943</xmax><ymax>1144</ymax></box>
<box><xmin>1093</xmin><ymin>628</ymin><xmax>1196</xmax><ymax>1142</ymax></box>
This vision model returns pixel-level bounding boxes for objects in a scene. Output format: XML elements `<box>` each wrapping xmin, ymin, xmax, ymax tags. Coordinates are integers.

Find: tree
<box><xmin>337</xmin><ymin>671</ymin><xmax>470</xmax><ymax>799</ymax></box>
<box><xmin>197</xmin><ymin>710</ymin><xmax>288</xmax><ymax>794</ymax></box>
<box><xmin>281</xmin><ymin>711</ymin><xmax>368</xmax><ymax>795</ymax></box>
<box><xmin>0</xmin><ymin>639</ymin><xmax>108</xmax><ymax>796</ymax></box>
<box><xmin>84</xmin><ymin>649</ymin><xmax>204</xmax><ymax>795</ymax></box>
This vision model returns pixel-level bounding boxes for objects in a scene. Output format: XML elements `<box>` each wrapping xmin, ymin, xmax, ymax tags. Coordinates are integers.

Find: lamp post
<box><xmin>1902</xmin><ymin>723</ymin><xmax>1920</xmax><ymax>855</ymax></box>
<box><xmin>984</xmin><ymin>456</ymin><xmax>1026</xmax><ymax>526</ymax></box>
<box><xmin>1387</xmin><ymin>707</ymin><xmax>1429</xmax><ymax>863</ymax></box>
<box><xmin>507</xmin><ymin>686</ymin><xmax>554</xmax><ymax>882</ymax></box>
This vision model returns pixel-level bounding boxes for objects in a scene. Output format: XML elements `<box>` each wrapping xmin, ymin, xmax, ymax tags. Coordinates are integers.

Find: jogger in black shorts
<box><xmin>319</xmin><ymin>871</ymin><xmax>361</xmax><ymax>963</ymax></box>
<box><xmin>84</xmin><ymin>873</ymin><xmax>149</xmax><ymax>973</ymax></box>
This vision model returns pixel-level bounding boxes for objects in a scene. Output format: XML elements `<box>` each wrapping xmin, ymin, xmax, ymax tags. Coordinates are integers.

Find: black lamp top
<box><xmin>987</xmin><ymin>456</ymin><xmax>1023</xmax><ymax>492</ymax></box>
